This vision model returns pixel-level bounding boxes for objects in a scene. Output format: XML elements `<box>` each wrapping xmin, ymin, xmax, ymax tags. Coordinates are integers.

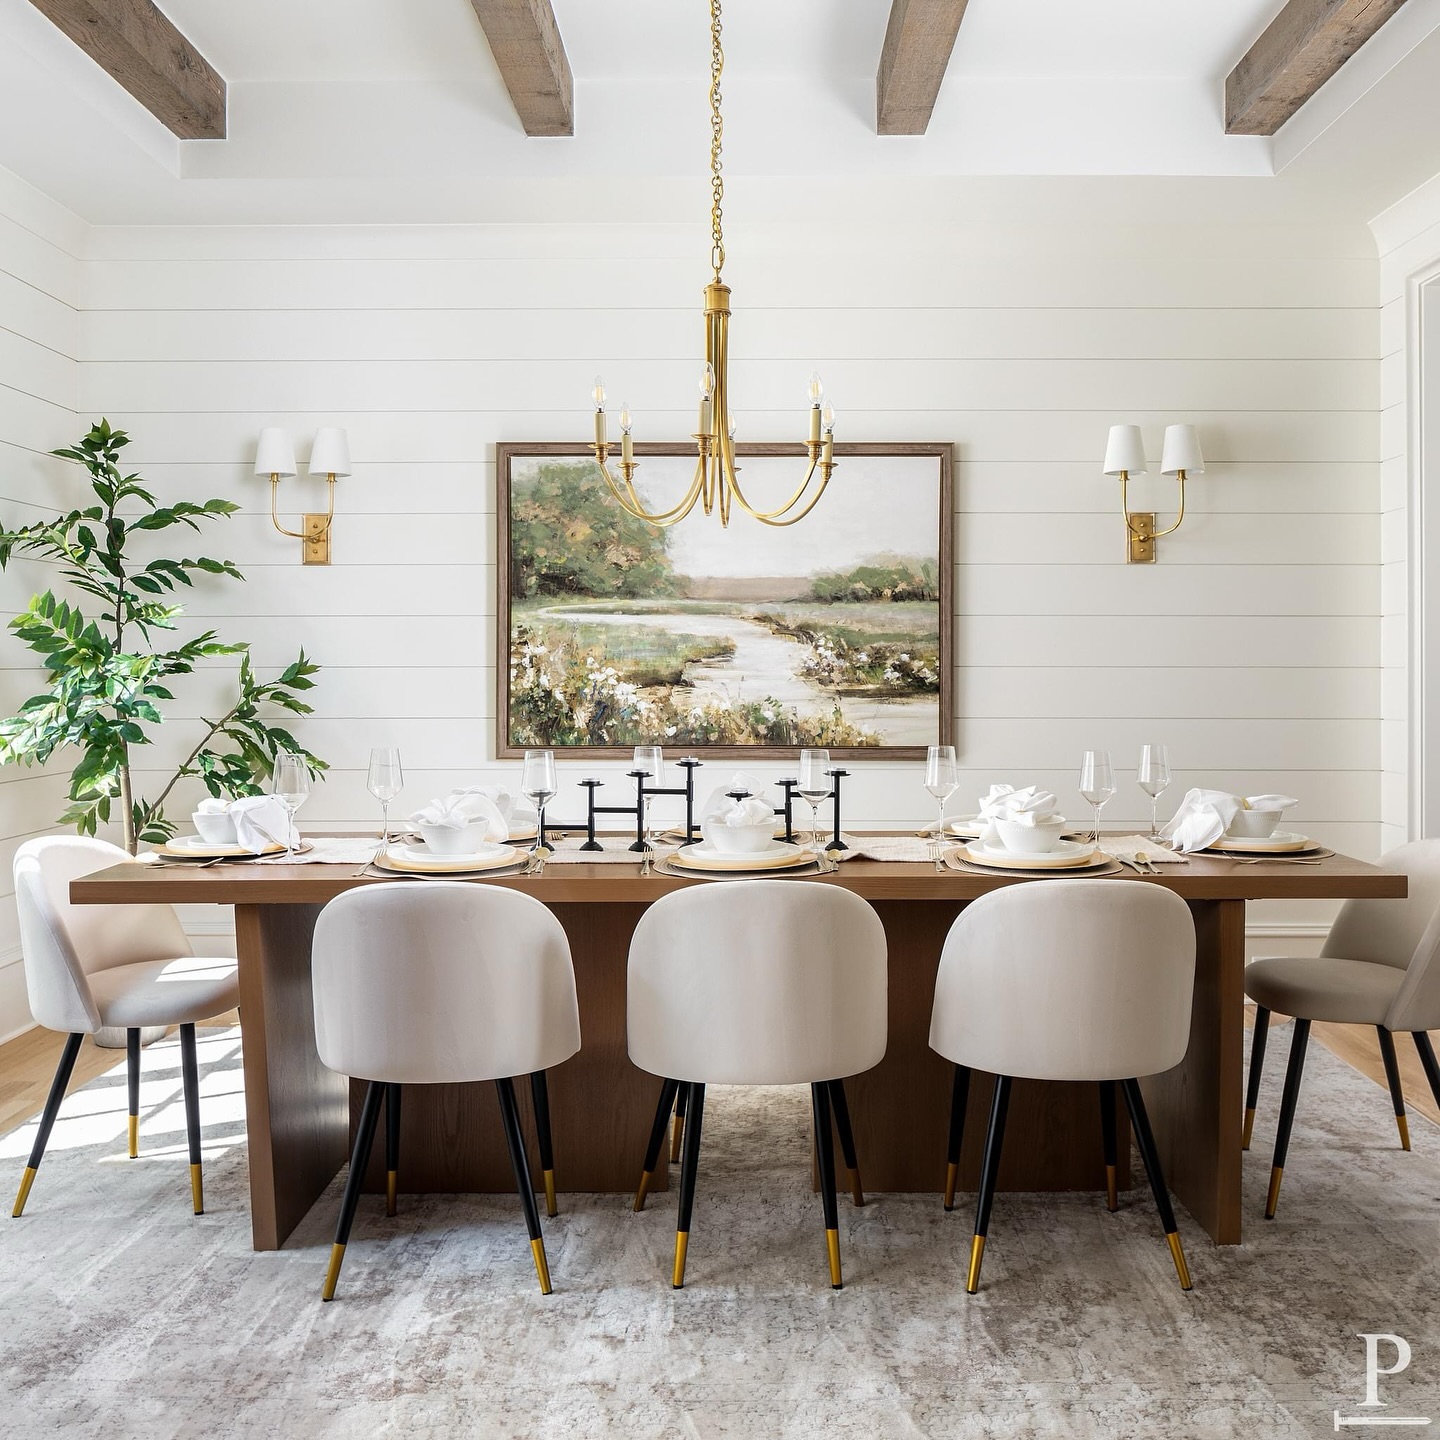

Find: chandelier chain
<box><xmin>709</xmin><ymin>0</ymin><xmax>725</xmax><ymax>280</ymax></box>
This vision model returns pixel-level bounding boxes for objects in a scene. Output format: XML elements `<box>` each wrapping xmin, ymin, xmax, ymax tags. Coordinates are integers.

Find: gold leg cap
<box><xmin>670</xmin><ymin>1115</ymin><xmax>685</xmax><ymax>1164</ymax></box>
<box><xmin>1105</xmin><ymin>1163</ymin><xmax>1118</xmax><ymax>1213</ymax></box>
<box><xmin>1398</xmin><ymin>1113</ymin><xmax>1412</xmax><ymax>1152</ymax></box>
<box><xmin>128</xmin><ymin>1115</ymin><xmax>139</xmax><ymax>1160</ymax></box>
<box><xmin>943</xmin><ymin>1161</ymin><xmax>958</xmax><ymax>1211</ymax></box>
<box><xmin>1167</xmin><ymin>1231</ymin><xmax>1193</xmax><ymax>1291</ymax></box>
<box><xmin>321</xmin><ymin>1242</ymin><xmax>345</xmax><ymax>1301</ymax></box>
<box><xmin>543</xmin><ymin>1168</ymin><xmax>557</xmax><ymax>1218</ymax></box>
<box><xmin>190</xmin><ymin>1162</ymin><xmax>204</xmax><ymax>1216</ymax></box>
<box><xmin>826</xmin><ymin>1227</ymin><xmax>843</xmax><ymax>1289</ymax></box>
<box><xmin>966</xmin><ymin>1234</ymin><xmax>986</xmax><ymax>1294</ymax></box>
<box><xmin>1241</xmin><ymin>1107</ymin><xmax>1255</xmax><ymax>1151</ymax></box>
<box><xmin>1264</xmin><ymin>1165</ymin><xmax>1283</xmax><ymax>1220</ymax></box>
<box><xmin>633</xmin><ymin>1170</ymin><xmax>652</xmax><ymax>1212</ymax></box>
<box><xmin>672</xmin><ymin>1230</ymin><xmax>689</xmax><ymax>1289</ymax></box>
<box><xmin>11</xmin><ymin>1166</ymin><xmax>37</xmax><ymax>1218</ymax></box>
<box><xmin>849</xmin><ymin>1168</ymin><xmax>865</xmax><ymax>1209</ymax></box>
<box><xmin>530</xmin><ymin>1237</ymin><xmax>552</xmax><ymax>1295</ymax></box>
<box><xmin>386</xmin><ymin>1169</ymin><xmax>398</xmax><ymax>1218</ymax></box>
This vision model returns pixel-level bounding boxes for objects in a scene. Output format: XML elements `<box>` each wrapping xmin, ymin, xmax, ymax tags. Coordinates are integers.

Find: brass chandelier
<box><xmin>588</xmin><ymin>0</ymin><xmax>836</xmax><ymax>528</ymax></box>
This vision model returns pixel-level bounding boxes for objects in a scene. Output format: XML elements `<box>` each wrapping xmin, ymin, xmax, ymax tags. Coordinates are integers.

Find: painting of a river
<box><xmin>496</xmin><ymin>443</ymin><xmax>952</xmax><ymax>757</ymax></box>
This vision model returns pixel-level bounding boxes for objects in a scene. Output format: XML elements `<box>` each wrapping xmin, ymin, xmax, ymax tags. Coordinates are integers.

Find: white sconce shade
<box><xmin>1160</xmin><ymin>424</ymin><xmax>1204</xmax><ymax>476</ymax></box>
<box><xmin>1102</xmin><ymin>424</ymin><xmax>1147</xmax><ymax>476</ymax></box>
<box><xmin>254</xmin><ymin>427</ymin><xmax>297</xmax><ymax>477</ymax></box>
<box><xmin>308</xmin><ymin>427</ymin><xmax>352</xmax><ymax>477</ymax></box>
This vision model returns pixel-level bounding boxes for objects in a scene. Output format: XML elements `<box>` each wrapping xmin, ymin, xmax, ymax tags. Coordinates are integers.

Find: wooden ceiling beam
<box><xmin>876</xmin><ymin>0</ymin><xmax>972</xmax><ymax>136</ymax></box>
<box><xmin>1226</xmin><ymin>0</ymin><xmax>1411</xmax><ymax>136</ymax></box>
<box><xmin>468</xmin><ymin>0</ymin><xmax>573</xmax><ymax>137</ymax></box>
<box><xmin>26</xmin><ymin>0</ymin><xmax>225</xmax><ymax>140</ymax></box>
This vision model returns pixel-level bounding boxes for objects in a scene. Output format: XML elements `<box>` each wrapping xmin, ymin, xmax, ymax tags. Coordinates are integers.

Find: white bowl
<box><xmin>419</xmin><ymin>821</ymin><xmax>493</xmax><ymax>855</ymax></box>
<box><xmin>705</xmin><ymin>820</ymin><xmax>778</xmax><ymax>855</ymax></box>
<box><xmin>993</xmin><ymin>816</ymin><xmax>1069</xmax><ymax>855</ymax></box>
<box><xmin>1224</xmin><ymin>808</ymin><xmax>1285</xmax><ymax>839</ymax></box>
<box><xmin>192</xmin><ymin>810</ymin><xmax>237</xmax><ymax>845</ymax></box>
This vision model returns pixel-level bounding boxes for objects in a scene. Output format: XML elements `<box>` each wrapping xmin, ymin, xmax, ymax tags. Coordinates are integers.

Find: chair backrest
<box><xmin>1328</xmin><ymin>840</ymin><xmax>1440</xmax><ymax>1032</ymax></box>
<box><xmin>311</xmin><ymin>882</ymin><xmax>581</xmax><ymax>1084</ymax></box>
<box><xmin>929</xmin><ymin>879</ymin><xmax>1196</xmax><ymax>1082</ymax></box>
<box><xmin>13</xmin><ymin>836</ymin><xmax>192</xmax><ymax>1035</ymax></box>
<box><xmin>626</xmin><ymin>880</ymin><xmax>887</xmax><ymax>1085</ymax></box>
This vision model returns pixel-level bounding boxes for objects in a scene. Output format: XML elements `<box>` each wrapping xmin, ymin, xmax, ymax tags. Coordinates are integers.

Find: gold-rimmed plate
<box><xmin>962</xmin><ymin>839</ymin><xmax>1103</xmax><ymax>871</ymax></box>
<box><xmin>156</xmin><ymin>836</ymin><xmax>309</xmax><ymax>860</ymax></box>
<box><xmin>1203</xmin><ymin>831</ymin><xmax>1321</xmax><ymax>856</ymax></box>
<box><xmin>667</xmin><ymin>840</ymin><xmax>816</xmax><ymax>873</ymax></box>
<box><xmin>374</xmin><ymin>844</ymin><xmax>523</xmax><ymax>875</ymax></box>
<box><xmin>947</xmin><ymin>851</ymin><xmax>1122</xmax><ymax>879</ymax></box>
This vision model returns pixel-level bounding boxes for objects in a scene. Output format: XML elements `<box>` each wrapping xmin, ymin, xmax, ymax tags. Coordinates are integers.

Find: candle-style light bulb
<box><xmin>822</xmin><ymin>402</ymin><xmax>836</xmax><ymax>433</ymax></box>
<box><xmin>592</xmin><ymin>376</ymin><xmax>607</xmax><ymax>411</ymax></box>
<box><xmin>807</xmin><ymin>371</ymin><xmax>825</xmax><ymax>407</ymax></box>
<box><xmin>699</xmin><ymin>363</ymin><xmax>716</xmax><ymax>398</ymax></box>
<box><xmin>619</xmin><ymin>402</ymin><xmax>633</xmax><ymax>434</ymax></box>
<box><xmin>698</xmin><ymin>363</ymin><xmax>715</xmax><ymax>437</ymax></box>
<box><xmin>620</xmin><ymin>401</ymin><xmax>634</xmax><ymax>467</ymax></box>
<box><xmin>592</xmin><ymin>376</ymin><xmax>607</xmax><ymax>449</ymax></box>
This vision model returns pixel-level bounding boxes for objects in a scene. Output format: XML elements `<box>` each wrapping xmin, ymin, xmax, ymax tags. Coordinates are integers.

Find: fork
<box><xmin>640</xmin><ymin>843</ymin><xmax>653</xmax><ymax>877</ymax></box>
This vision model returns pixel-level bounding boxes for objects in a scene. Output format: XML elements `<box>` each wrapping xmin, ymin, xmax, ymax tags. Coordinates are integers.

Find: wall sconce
<box><xmin>255</xmin><ymin>427</ymin><xmax>350</xmax><ymax>565</ymax></box>
<box><xmin>1102</xmin><ymin>423</ymin><xmax>1204</xmax><ymax>564</ymax></box>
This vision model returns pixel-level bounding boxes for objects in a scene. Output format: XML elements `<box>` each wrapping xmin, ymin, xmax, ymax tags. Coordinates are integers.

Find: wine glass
<box><xmin>367</xmin><ymin>747</ymin><xmax>403</xmax><ymax>850</ymax></box>
<box><xmin>272</xmin><ymin>751</ymin><xmax>310</xmax><ymax>860</ymax></box>
<box><xmin>522</xmin><ymin>749</ymin><xmax>558</xmax><ymax>854</ymax></box>
<box><xmin>1079</xmin><ymin>750</ymin><xmax>1116</xmax><ymax>849</ymax></box>
<box><xmin>633</xmin><ymin>746</ymin><xmax>663</xmax><ymax>867</ymax></box>
<box><xmin>925</xmin><ymin>745</ymin><xmax>959</xmax><ymax>868</ymax></box>
<box><xmin>1138</xmin><ymin>744</ymin><xmax>1171</xmax><ymax>843</ymax></box>
<box><xmin>798</xmin><ymin>748</ymin><xmax>831</xmax><ymax>859</ymax></box>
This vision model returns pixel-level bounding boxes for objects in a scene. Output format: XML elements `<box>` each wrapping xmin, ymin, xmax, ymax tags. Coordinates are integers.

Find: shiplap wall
<box><xmin>0</xmin><ymin>170</ymin><xmax>82</xmax><ymax>1041</ymax></box>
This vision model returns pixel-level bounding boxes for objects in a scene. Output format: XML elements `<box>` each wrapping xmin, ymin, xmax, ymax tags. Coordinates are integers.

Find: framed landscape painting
<box><xmin>496</xmin><ymin>442</ymin><xmax>952</xmax><ymax>759</ymax></box>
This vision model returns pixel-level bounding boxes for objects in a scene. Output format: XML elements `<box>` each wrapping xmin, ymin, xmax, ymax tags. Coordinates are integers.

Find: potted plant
<box><xmin>0</xmin><ymin>420</ymin><xmax>325</xmax><ymax>854</ymax></box>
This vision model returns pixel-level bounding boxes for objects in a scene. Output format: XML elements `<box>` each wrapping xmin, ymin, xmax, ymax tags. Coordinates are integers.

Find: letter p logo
<box><xmin>1358</xmin><ymin>1333</ymin><xmax>1412</xmax><ymax>1408</ymax></box>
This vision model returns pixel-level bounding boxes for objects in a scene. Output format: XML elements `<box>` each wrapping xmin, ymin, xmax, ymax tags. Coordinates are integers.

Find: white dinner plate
<box><xmin>375</xmin><ymin>843</ymin><xmax>522</xmax><ymax>875</ymax></box>
<box><xmin>668</xmin><ymin>840</ymin><xmax>815</xmax><ymax>872</ymax></box>
<box><xmin>1204</xmin><ymin>830</ymin><xmax>1317</xmax><ymax>855</ymax></box>
<box><xmin>160</xmin><ymin>835</ymin><xmax>297</xmax><ymax>859</ymax></box>
<box><xmin>947</xmin><ymin>816</ymin><xmax>984</xmax><ymax>839</ymax></box>
<box><xmin>963</xmin><ymin>838</ymin><xmax>1103</xmax><ymax>870</ymax></box>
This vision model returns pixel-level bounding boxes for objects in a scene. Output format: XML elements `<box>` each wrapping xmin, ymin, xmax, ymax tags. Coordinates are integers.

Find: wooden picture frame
<box><xmin>496</xmin><ymin>441</ymin><xmax>953</xmax><ymax>760</ymax></box>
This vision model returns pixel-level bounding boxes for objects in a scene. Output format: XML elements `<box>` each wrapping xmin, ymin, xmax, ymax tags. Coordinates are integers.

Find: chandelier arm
<box><xmin>723</xmin><ymin>450</ymin><xmax>829</xmax><ymax>521</ymax></box>
<box><xmin>595</xmin><ymin>454</ymin><xmax>706</xmax><ymax>528</ymax></box>
<box><xmin>734</xmin><ymin>463</ymin><xmax>837</xmax><ymax>529</ymax></box>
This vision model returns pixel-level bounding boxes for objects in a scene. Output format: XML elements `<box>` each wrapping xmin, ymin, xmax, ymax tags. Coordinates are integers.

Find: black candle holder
<box><xmin>574</xmin><ymin>757</ymin><xmax>703</xmax><ymax>851</ymax></box>
<box><xmin>730</xmin><ymin>770</ymin><xmax>848</xmax><ymax>852</ymax></box>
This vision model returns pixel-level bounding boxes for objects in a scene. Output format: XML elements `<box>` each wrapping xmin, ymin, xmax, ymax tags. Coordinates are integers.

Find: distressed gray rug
<box><xmin>1</xmin><ymin>1024</ymin><xmax>1438</xmax><ymax>1438</ymax></box>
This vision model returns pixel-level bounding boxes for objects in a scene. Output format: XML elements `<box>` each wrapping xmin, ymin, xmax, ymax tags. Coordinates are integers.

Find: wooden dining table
<box><xmin>70</xmin><ymin>844</ymin><xmax>1403</xmax><ymax>1252</ymax></box>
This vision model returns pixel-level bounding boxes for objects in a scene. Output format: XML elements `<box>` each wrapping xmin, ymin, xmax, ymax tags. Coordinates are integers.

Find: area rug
<box><xmin>1</xmin><ymin>1024</ymin><xmax>1438</xmax><ymax>1439</ymax></box>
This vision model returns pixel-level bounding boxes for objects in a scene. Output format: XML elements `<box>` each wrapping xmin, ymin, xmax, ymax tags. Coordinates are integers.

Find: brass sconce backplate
<box><xmin>1127</xmin><ymin>512</ymin><xmax>1156</xmax><ymax>564</ymax></box>
<box><xmin>303</xmin><ymin>513</ymin><xmax>332</xmax><ymax>565</ymax></box>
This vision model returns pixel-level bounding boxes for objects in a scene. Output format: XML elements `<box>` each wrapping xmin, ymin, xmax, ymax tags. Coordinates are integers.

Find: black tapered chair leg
<box><xmin>384</xmin><ymin>1083</ymin><xmax>402</xmax><ymax>1216</ymax></box>
<box><xmin>944</xmin><ymin>1064</ymin><xmax>971</xmax><ymax>1211</ymax></box>
<box><xmin>672</xmin><ymin>1082</ymin><xmax>706</xmax><ymax>1288</ymax></box>
<box><xmin>827</xmin><ymin>1079</ymin><xmax>864</xmax><ymax>1208</ymax></box>
<box><xmin>1120</xmin><ymin>1079</ymin><xmax>1192</xmax><ymax>1291</ymax></box>
<box><xmin>1266</xmin><ymin>1018</ymin><xmax>1311</xmax><ymax>1220</ymax></box>
<box><xmin>322</xmin><ymin>1079</ymin><xmax>384</xmax><ymax>1301</ymax></box>
<box><xmin>126</xmin><ymin>1028</ymin><xmax>141</xmax><ymax>1160</ymax></box>
<box><xmin>1412</xmin><ymin>1031</ymin><xmax>1440</xmax><ymax>1112</ymax></box>
<box><xmin>530</xmin><ymin>1070</ymin><xmax>557</xmax><ymax>1217</ymax></box>
<box><xmin>496</xmin><ymin>1077</ymin><xmax>552</xmax><ymax>1294</ymax></box>
<box><xmin>1098</xmin><ymin>1080</ymin><xmax>1118</xmax><ymax>1212</ymax></box>
<box><xmin>11</xmin><ymin>1032</ymin><xmax>84</xmax><ymax>1218</ymax></box>
<box><xmin>1244</xmin><ymin>1006</ymin><xmax>1270</xmax><ymax>1150</ymax></box>
<box><xmin>1376</xmin><ymin>1028</ymin><xmax>1410</xmax><ymax>1152</ymax></box>
<box><xmin>967</xmin><ymin>1074</ymin><xmax>1012</xmax><ymax>1294</ymax></box>
<box><xmin>634</xmin><ymin>1077</ymin><xmax>680</xmax><ymax>1211</ymax></box>
<box><xmin>813</xmin><ymin>1083</ymin><xmax>844</xmax><ymax>1288</ymax></box>
<box><xmin>670</xmin><ymin>1081</ymin><xmax>689</xmax><ymax>1164</ymax></box>
<box><xmin>178</xmin><ymin>1023</ymin><xmax>204</xmax><ymax>1215</ymax></box>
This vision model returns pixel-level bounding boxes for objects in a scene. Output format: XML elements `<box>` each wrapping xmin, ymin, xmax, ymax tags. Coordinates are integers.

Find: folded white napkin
<box><xmin>977</xmin><ymin>784</ymin><xmax>1063</xmax><ymax>847</ymax></box>
<box><xmin>229</xmin><ymin>794</ymin><xmax>299</xmax><ymax>853</ymax></box>
<box><xmin>699</xmin><ymin>772</ymin><xmax>778</xmax><ymax>823</ymax></box>
<box><xmin>719</xmin><ymin>796</ymin><xmax>774</xmax><ymax>827</ymax></box>
<box><xmin>195</xmin><ymin>797</ymin><xmax>229</xmax><ymax>816</ymax></box>
<box><xmin>1160</xmin><ymin>790</ymin><xmax>1300</xmax><ymax>853</ymax></box>
<box><xmin>410</xmin><ymin>786</ymin><xmax>531</xmax><ymax>841</ymax></box>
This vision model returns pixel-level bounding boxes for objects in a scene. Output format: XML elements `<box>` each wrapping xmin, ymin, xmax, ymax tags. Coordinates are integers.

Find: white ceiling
<box><xmin>0</xmin><ymin>0</ymin><xmax>1439</xmax><ymax>227</ymax></box>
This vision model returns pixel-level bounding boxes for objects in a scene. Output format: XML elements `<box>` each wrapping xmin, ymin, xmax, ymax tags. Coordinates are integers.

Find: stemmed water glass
<box><xmin>272</xmin><ymin>751</ymin><xmax>310</xmax><ymax>861</ymax></box>
<box><xmin>522</xmin><ymin>749</ymin><xmax>557</xmax><ymax>857</ymax></box>
<box><xmin>925</xmin><ymin>745</ymin><xmax>959</xmax><ymax>870</ymax></box>
<box><xmin>798</xmin><ymin>748</ymin><xmax>831</xmax><ymax>866</ymax></box>
<box><xmin>367</xmin><ymin>747</ymin><xmax>403</xmax><ymax>851</ymax></box>
<box><xmin>633</xmin><ymin>745</ymin><xmax>663</xmax><ymax>870</ymax></box>
<box><xmin>1079</xmin><ymin>750</ymin><xmax>1115</xmax><ymax>849</ymax></box>
<box><xmin>1138</xmin><ymin>744</ymin><xmax>1171</xmax><ymax>844</ymax></box>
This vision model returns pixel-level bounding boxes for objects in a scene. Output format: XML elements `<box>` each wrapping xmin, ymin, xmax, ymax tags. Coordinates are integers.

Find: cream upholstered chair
<box><xmin>930</xmin><ymin>879</ymin><xmax>1197</xmax><ymax>1294</ymax></box>
<box><xmin>10</xmin><ymin>836</ymin><xmax>238</xmax><ymax>1218</ymax></box>
<box><xmin>627</xmin><ymin>880</ymin><xmax>887</xmax><ymax>1290</ymax></box>
<box><xmin>311</xmin><ymin>882</ymin><xmax>581</xmax><ymax>1300</ymax></box>
<box><xmin>1244</xmin><ymin>839</ymin><xmax>1440</xmax><ymax>1219</ymax></box>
